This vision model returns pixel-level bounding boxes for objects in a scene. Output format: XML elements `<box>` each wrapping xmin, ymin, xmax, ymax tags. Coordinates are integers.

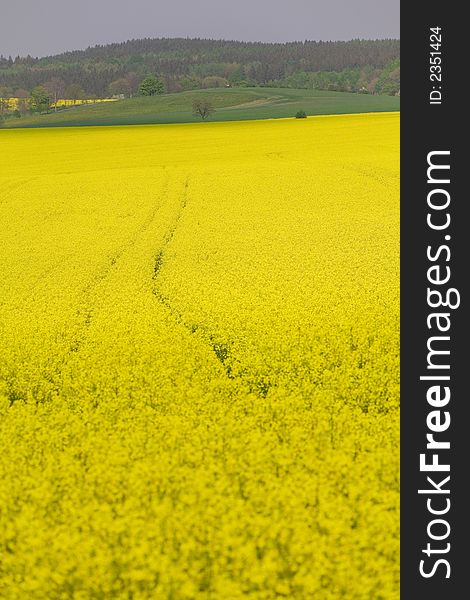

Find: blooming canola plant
<box><xmin>0</xmin><ymin>113</ymin><xmax>399</xmax><ymax>599</ymax></box>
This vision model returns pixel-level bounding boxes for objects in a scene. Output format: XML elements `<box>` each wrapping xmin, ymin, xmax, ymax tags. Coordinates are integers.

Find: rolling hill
<box><xmin>3</xmin><ymin>87</ymin><xmax>400</xmax><ymax>129</ymax></box>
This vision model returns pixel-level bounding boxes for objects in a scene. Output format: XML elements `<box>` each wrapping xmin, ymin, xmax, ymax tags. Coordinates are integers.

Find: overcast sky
<box><xmin>1</xmin><ymin>0</ymin><xmax>399</xmax><ymax>58</ymax></box>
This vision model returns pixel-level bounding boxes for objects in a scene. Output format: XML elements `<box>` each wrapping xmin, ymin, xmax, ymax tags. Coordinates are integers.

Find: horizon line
<box><xmin>2</xmin><ymin>35</ymin><xmax>401</xmax><ymax>61</ymax></box>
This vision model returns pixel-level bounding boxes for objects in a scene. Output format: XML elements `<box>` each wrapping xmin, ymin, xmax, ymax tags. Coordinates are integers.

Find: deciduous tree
<box><xmin>65</xmin><ymin>83</ymin><xmax>85</xmax><ymax>104</ymax></box>
<box><xmin>29</xmin><ymin>86</ymin><xmax>50</xmax><ymax>113</ymax></box>
<box><xmin>43</xmin><ymin>78</ymin><xmax>65</xmax><ymax>111</ymax></box>
<box><xmin>15</xmin><ymin>88</ymin><xmax>29</xmax><ymax>114</ymax></box>
<box><xmin>192</xmin><ymin>99</ymin><xmax>214</xmax><ymax>120</ymax></box>
<box><xmin>0</xmin><ymin>85</ymin><xmax>12</xmax><ymax>117</ymax></box>
<box><xmin>139</xmin><ymin>75</ymin><xmax>165</xmax><ymax>96</ymax></box>
<box><xmin>108</xmin><ymin>78</ymin><xmax>132</xmax><ymax>98</ymax></box>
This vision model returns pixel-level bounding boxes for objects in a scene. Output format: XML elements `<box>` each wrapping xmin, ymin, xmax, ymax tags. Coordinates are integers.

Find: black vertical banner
<box><xmin>401</xmin><ymin>3</ymin><xmax>467</xmax><ymax>599</ymax></box>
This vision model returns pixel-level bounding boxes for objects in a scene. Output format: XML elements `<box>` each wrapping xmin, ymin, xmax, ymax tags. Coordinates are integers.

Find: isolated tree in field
<box><xmin>43</xmin><ymin>78</ymin><xmax>65</xmax><ymax>111</ymax></box>
<box><xmin>139</xmin><ymin>75</ymin><xmax>165</xmax><ymax>96</ymax></box>
<box><xmin>65</xmin><ymin>83</ymin><xmax>85</xmax><ymax>104</ymax></box>
<box><xmin>192</xmin><ymin>99</ymin><xmax>214</xmax><ymax>120</ymax></box>
<box><xmin>29</xmin><ymin>86</ymin><xmax>50</xmax><ymax>113</ymax></box>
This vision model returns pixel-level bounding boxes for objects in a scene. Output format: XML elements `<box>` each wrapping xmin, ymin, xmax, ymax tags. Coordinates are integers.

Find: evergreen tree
<box><xmin>29</xmin><ymin>86</ymin><xmax>50</xmax><ymax>113</ymax></box>
<box><xmin>139</xmin><ymin>75</ymin><xmax>165</xmax><ymax>96</ymax></box>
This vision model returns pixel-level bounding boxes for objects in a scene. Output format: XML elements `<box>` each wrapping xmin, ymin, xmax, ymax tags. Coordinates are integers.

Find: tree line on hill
<box><xmin>0</xmin><ymin>37</ymin><xmax>400</xmax><ymax>101</ymax></box>
<box><xmin>0</xmin><ymin>75</ymin><xmax>166</xmax><ymax>123</ymax></box>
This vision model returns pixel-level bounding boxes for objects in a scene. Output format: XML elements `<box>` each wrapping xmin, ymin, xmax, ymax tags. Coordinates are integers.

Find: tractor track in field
<box><xmin>68</xmin><ymin>175</ymin><xmax>171</xmax><ymax>353</ymax></box>
<box><xmin>151</xmin><ymin>178</ymin><xmax>271</xmax><ymax>397</ymax></box>
<box><xmin>7</xmin><ymin>174</ymin><xmax>173</xmax><ymax>406</ymax></box>
<box><xmin>0</xmin><ymin>177</ymin><xmax>40</xmax><ymax>204</ymax></box>
<box><xmin>151</xmin><ymin>176</ymin><xmax>238</xmax><ymax>381</ymax></box>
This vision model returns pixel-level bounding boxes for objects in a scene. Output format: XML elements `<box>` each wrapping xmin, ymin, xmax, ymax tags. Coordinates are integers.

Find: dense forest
<box><xmin>0</xmin><ymin>37</ymin><xmax>400</xmax><ymax>98</ymax></box>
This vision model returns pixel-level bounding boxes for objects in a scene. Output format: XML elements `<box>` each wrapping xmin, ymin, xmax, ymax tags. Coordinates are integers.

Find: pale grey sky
<box><xmin>1</xmin><ymin>0</ymin><xmax>399</xmax><ymax>58</ymax></box>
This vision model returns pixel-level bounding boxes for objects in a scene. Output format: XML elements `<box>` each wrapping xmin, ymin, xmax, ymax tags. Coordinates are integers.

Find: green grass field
<box><xmin>3</xmin><ymin>87</ymin><xmax>399</xmax><ymax>129</ymax></box>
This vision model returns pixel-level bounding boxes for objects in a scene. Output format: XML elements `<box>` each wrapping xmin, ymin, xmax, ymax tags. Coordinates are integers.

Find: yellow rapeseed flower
<box><xmin>0</xmin><ymin>113</ymin><xmax>399</xmax><ymax>599</ymax></box>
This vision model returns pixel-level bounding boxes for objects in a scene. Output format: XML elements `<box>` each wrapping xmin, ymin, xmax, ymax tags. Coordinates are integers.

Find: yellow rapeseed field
<box><xmin>0</xmin><ymin>113</ymin><xmax>399</xmax><ymax>599</ymax></box>
<box><xmin>4</xmin><ymin>97</ymin><xmax>117</xmax><ymax>110</ymax></box>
